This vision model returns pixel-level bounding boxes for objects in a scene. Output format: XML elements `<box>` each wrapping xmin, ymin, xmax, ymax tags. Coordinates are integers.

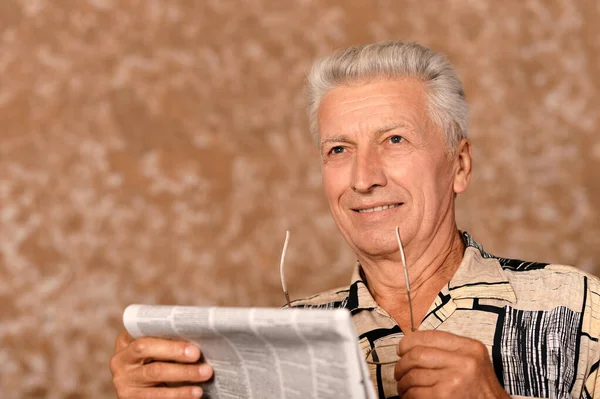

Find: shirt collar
<box><xmin>448</xmin><ymin>242</ymin><xmax>516</xmax><ymax>303</ymax></box>
<box><xmin>347</xmin><ymin>263</ymin><xmax>379</xmax><ymax>312</ymax></box>
<box><xmin>345</xmin><ymin>232</ymin><xmax>516</xmax><ymax>312</ymax></box>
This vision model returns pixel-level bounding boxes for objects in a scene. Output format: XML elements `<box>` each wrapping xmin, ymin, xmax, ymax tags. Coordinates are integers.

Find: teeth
<box><xmin>358</xmin><ymin>203</ymin><xmax>400</xmax><ymax>213</ymax></box>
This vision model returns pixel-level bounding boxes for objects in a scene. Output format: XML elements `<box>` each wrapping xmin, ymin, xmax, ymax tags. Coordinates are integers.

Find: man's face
<box><xmin>318</xmin><ymin>78</ymin><xmax>468</xmax><ymax>258</ymax></box>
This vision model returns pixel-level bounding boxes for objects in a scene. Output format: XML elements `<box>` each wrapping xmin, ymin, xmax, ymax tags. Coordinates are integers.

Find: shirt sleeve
<box><xmin>581</xmin><ymin>275</ymin><xmax>600</xmax><ymax>398</ymax></box>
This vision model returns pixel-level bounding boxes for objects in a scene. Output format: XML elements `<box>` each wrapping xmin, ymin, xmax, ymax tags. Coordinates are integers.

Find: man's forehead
<box><xmin>316</xmin><ymin>79</ymin><xmax>432</xmax><ymax>143</ymax></box>
<box><xmin>319</xmin><ymin>80</ymin><xmax>426</xmax><ymax>118</ymax></box>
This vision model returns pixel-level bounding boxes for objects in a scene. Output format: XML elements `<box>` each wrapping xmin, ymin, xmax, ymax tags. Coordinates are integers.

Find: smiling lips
<box><xmin>355</xmin><ymin>203</ymin><xmax>403</xmax><ymax>213</ymax></box>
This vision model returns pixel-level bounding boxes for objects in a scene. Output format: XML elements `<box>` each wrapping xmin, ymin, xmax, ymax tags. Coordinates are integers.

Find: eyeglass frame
<box><xmin>278</xmin><ymin>227</ymin><xmax>415</xmax><ymax>365</ymax></box>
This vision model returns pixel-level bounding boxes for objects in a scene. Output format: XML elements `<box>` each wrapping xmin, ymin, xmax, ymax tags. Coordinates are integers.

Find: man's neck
<box><xmin>358</xmin><ymin>227</ymin><xmax>466</xmax><ymax>332</ymax></box>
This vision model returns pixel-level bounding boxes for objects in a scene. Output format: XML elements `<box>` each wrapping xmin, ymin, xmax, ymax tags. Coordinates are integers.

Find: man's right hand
<box><xmin>110</xmin><ymin>331</ymin><xmax>214</xmax><ymax>399</ymax></box>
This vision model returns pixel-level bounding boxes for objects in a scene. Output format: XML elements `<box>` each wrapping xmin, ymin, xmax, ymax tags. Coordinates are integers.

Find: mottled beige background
<box><xmin>1</xmin><ymin>0</ymin><xmax>599</xmax><ymax>397</ymax></box>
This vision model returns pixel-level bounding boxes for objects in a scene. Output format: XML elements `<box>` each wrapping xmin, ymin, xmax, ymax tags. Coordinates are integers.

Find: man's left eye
<box><xmin>389</xmin><ymin>135</ymin><xmax>404</xmax><ymax>144</ymax></box>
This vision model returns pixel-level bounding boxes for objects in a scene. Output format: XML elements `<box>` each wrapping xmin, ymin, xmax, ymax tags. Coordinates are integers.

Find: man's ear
<box><xmin>453</xmin><ymin>138</ymin><xmax>472</xmax><ymax>195</ymax></box>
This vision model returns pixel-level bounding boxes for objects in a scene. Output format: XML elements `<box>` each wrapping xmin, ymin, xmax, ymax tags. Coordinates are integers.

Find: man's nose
<box><xmin>351</xmin><ymin>147</ymin><xmax>387</xmax><ymax>193</ymax></box>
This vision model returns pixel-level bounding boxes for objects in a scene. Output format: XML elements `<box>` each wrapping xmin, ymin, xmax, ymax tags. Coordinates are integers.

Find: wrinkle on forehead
<box><xmin>338</xmin><ymin>94</ymin><xmax>395</xmax><ymax>105</ymax></box>
<box><xmin>331</xmin><ymin>91</ymin><xmax>426</xmax><ymax>116</ymax></box>
<box><xmin>325</xmin><ymin>87</ymin><xmax>427</xmax><ymax>118</ymax></box>
<box><xmin>317</xmin><ymin>78</ymin><xmax>433</xmax><ymax>141</ymax></box>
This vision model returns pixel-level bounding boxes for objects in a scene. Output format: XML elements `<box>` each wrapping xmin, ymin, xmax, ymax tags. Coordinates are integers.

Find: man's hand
<box><xmin>394</xmin><ymin>330</ymin><xmax>510</xmax><ymax>399</ymax></box>
<box><xmin>110</xmin><ymin>331</ymin><xmax>214</xmax><ymax>399</ymax></box>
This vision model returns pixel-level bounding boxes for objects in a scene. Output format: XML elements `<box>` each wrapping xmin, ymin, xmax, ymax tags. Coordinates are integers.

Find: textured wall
<box><xmin>1</xmin><ymin>0</ymin><xmax>599</xmax><ymax>397</ymax></box>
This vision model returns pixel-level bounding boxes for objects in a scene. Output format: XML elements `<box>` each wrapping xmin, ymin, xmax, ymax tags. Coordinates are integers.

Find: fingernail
<box><xmin>199</xmin><ymin>364</ymin><xmax>212</xmax><ymax>377</ymax></box>
<box><xmin>185</xmin><ymin>345</ymin><xmax>199</xmax><ymax>358</ymax></box>
<box><xmin>191</xmin><ymin>386</ymin><xmax>203</xmax><ymax>397</ymax></box>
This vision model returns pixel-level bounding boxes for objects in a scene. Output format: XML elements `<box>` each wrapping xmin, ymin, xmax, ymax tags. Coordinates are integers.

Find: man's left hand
<box><xmin>394</xmin><ymin>330</ymin><xmax>510</xmax><ymax>399</ymax></box>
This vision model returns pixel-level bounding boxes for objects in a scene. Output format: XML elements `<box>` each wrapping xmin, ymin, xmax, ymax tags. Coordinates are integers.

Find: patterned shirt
<box><xmin>290</xmin><ymin>232</ymin><xmax>600</xmax><ymax>399</ymax></box>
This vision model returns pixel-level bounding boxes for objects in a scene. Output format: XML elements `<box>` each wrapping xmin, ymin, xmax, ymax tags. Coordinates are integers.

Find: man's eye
<box><xmin>389</xmin><ymin>135</ymin><xmax>404</xmax><ymax>144</ymax></box>
<box><xmin>329</xmin><ymin>146</ymin><xmax>345</xmax><ymax>154</ymax></box>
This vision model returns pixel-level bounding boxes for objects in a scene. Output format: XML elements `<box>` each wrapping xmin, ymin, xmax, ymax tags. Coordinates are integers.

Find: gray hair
<box><xmin>306</xmin><ymin>41</ymin><xmax>468</xmax><ymax>152</ymax></box>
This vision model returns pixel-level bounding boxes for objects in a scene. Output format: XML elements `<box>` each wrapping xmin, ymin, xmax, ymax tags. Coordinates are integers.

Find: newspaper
<box><xmin>123</xmin><ymin>305</ymin><xmax>377</xmax><ymax>399</ymax></box>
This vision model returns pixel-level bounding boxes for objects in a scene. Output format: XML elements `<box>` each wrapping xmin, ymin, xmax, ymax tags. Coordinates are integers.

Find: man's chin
<box><xmin>349</xmin><ymin>236</ymin><xmax>402</xmax><ymax>259</ymax></box>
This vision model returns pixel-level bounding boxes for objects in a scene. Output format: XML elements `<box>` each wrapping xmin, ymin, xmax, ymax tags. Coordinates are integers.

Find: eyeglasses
<box><xmin>279</xmin><ymin>227</ymin><xmax>414</xmax><ymax>366</ymax></box>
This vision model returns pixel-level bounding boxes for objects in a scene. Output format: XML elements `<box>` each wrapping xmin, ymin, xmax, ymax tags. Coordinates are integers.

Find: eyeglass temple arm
<box><xmin>280</xmin><ymin>230</ymin><xmax>291</xmax><ymax>307</ymax></box>
<box><xmin>395</xmin><ymin>226</ymin><xmax>415</xmax><ymax>332</ymax></box>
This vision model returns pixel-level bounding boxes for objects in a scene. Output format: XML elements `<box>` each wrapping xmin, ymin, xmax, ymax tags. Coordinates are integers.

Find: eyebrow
<box><xmin>373</xmin><ymin>122</ymin><xmax>413</xmax><ymax>136</ymax></box>
<box><xmin>319</xmin><ymin>122</ymin><xmax>414</xmax><ymax>150</ymax></box>
<box><xmin>319</xmin><ymin>135</ymin><xmax>353</xmax><ymax>151</ymax></box>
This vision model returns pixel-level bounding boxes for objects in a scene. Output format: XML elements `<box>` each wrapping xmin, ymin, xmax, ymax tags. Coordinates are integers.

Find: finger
<box><xmin>397</xmin><ymin>330</ymin><xmax>477</xmax><ymax>356</ymax></box>
<box><xmin>396</xmin><ymin>368</ymin><xmax>438</xmax><ymax>397</ymax></box>
<box><xmin>120</xmin><ymin>337</ymin><xmax>202</xmax><ymax>365</ymax></box>
<box><xmin>118</xmin><ymin>385</ymin><xmax>204</xmax><ymax>399</ymax></box>
<box><xmin>394</xmin><ymin>346</ymin><xmax>469</xmax><ymax>380</ymax></box>
<box><xmin>129</xmin><ymin>361</ymin><xmax>214</xmax><ymax>385</ymax></box>
<box><xmin>115</xmin><ymin>331</ymin><xmax>135</xmax><ymax>353</ymax></box>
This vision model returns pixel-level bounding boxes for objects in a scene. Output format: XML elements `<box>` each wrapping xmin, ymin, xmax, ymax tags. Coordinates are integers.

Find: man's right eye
<box><xmin>329</xmin><ymin>146</ymin><xmax>345</xmax><ymax>155</ymax></box>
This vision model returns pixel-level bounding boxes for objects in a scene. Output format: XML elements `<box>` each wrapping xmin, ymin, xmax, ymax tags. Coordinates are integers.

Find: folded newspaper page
<box><xmin>123</xmin><ymin>305</ymin><xmax>377</xmax><ymax>399</ymax></box>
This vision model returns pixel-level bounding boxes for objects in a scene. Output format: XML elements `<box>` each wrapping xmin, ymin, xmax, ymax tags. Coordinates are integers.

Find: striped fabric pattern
<box><xmin>500</xmin><ymin>306</ymin><xmax>581</xmax><ymax>398</ymax></box>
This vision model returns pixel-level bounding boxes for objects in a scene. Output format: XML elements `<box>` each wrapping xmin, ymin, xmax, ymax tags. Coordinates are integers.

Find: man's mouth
<box><xmin>355</xmin><ymin>203</ymin><xmax>403</xmax><ymax>213</ymax></box>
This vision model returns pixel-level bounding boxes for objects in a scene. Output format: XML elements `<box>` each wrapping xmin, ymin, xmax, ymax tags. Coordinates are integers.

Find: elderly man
<box><xmin>110</xmin><ymin>41</ymin><xmax>600</xmax><ymax>399</ymax></box>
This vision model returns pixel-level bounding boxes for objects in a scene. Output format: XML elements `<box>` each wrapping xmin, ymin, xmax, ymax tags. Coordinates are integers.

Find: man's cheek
<box><xmin>324</xmin><ymin>174</ymin><xmax>346</xmax><ymax>197</ymax></box>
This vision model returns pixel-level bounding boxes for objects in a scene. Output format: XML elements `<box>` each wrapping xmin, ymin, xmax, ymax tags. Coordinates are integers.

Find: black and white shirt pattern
<box><xmin>290</xmin><ymin>232</ymin><xmax>600</xmax><ymax>399</ymax></box>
